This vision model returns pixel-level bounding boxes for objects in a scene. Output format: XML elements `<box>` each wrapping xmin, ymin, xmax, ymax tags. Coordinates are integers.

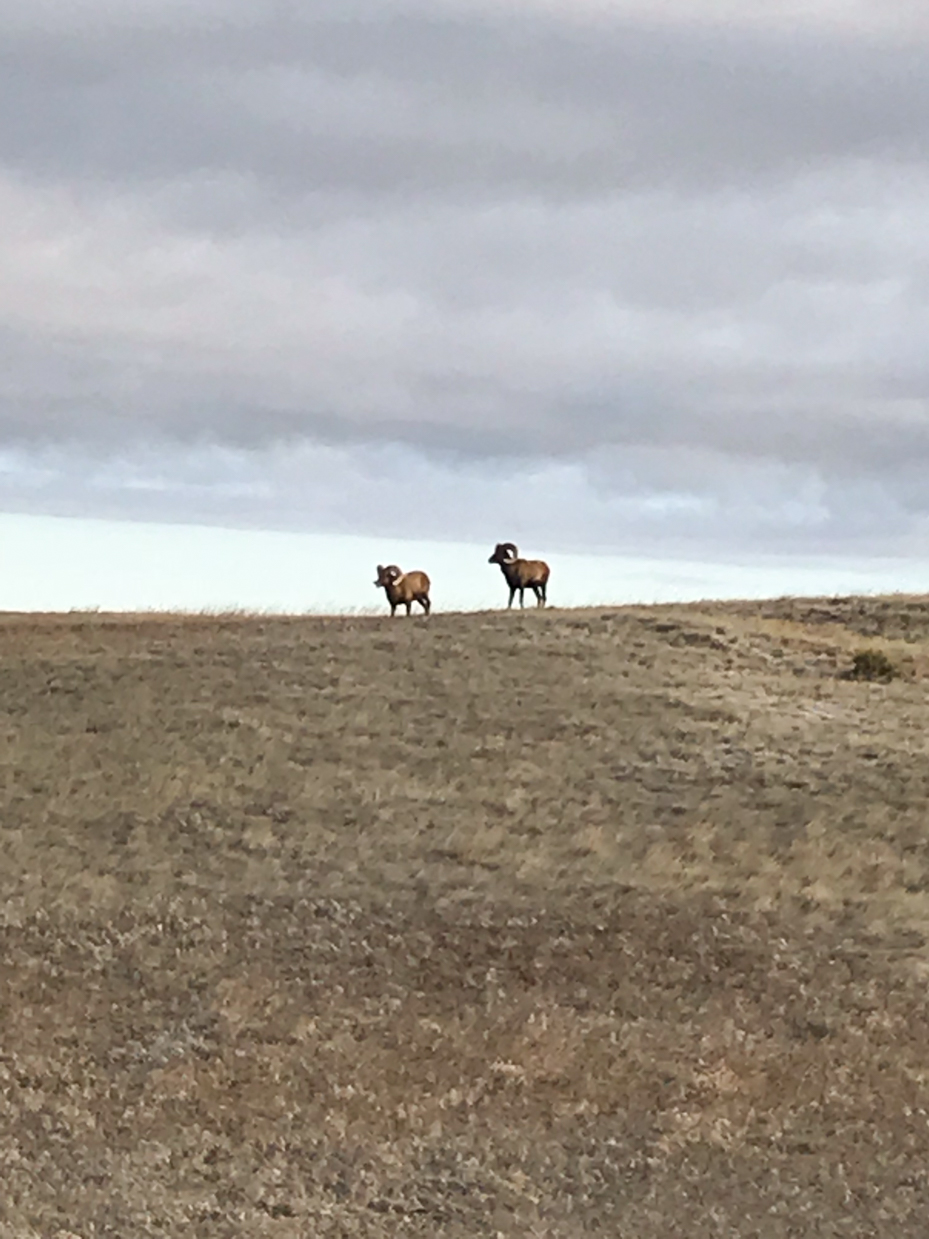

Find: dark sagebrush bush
<box><xmin>849</xmin><ymin>648</ymin><xmax>898</xmax><ymax>682</ymax></box>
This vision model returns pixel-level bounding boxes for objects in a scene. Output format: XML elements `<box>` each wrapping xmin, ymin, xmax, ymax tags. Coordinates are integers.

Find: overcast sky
<box><xmin>2</xmin><ymin>0</ymin><xmax>928</xmax><ymax>570</ymax></box>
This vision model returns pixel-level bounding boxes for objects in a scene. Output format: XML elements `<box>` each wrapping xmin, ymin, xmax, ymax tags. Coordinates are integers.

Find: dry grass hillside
<box><xmin>3</xmin><ymin>595</ymin><xmax>929</xmax><ymax>1236</ymax></box>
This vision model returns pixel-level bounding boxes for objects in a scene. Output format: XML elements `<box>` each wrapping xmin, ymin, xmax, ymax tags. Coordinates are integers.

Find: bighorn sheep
<box><xmin>374</xmin><ymin>564</ymin><xmax>431</xmax><ymax>616</ymax></box>
<box><xmin>488</xmin><ymin>542</ymin><xmax>550</xmax><ymax>608</ymax></box>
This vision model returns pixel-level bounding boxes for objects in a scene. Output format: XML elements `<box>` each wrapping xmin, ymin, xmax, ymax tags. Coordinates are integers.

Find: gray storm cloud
<box><xmin>0</xmin><ymin>0</ymin><xmax>927</xmax><ymax>555</ymax></box>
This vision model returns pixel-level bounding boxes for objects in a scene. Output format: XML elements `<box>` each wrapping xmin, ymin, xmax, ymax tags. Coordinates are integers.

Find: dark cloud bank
<box><xmin>1</xmin><ymin>0</ymin><xmax>928</xmax><ymax>557</ymax></box>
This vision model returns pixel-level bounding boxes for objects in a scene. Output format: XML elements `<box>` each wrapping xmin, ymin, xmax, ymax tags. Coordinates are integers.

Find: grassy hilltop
<box><xmin>3</xmin><ymin>597</ymin><xmax>929</xmax><ymax>1235</ymax></box>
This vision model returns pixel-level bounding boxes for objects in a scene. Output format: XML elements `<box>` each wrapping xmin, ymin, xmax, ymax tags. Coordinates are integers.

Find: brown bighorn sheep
<box><xmin>374</xmin><ymin>564</ymin><xmax>431</xmax><ymax>616</ymax></box>
<box><xmin>488</xmin><ymin>542</ymin><xmax>550</xmax><ymax>608</ymax></box>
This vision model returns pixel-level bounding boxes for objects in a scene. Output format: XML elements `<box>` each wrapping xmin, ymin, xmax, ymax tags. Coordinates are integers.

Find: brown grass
<box><xmin>3</xmin><ymin>597</ymin><xmax>929</xmax><ymax>1234</ymax></box>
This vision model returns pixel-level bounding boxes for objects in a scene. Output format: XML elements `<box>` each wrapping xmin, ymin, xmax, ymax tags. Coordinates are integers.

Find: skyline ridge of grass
<box><xmin>2</xmin><ymin>595</ymin><xmax>929</xmax><ymax>1234</ymax></box>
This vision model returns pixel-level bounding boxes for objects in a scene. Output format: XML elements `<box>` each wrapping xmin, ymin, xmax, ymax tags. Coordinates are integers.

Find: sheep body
<box><xmin>374</xmin><ymin>564</ymin><xmax>431</xmax><ymax>616</ymax></box>
<box><xmin>488</xmin><ymin>542</ymin><xmax>550</xmax><ymax>608</ymax></box>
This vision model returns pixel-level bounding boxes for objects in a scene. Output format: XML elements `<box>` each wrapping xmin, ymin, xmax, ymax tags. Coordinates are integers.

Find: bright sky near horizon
<box><xmin>1</xmin><ymin>1</ymin><xmax>929</xmax><ymax>594</ymax></box>
<box><xmin>2</xmin><ymin>512</ymin><xmax>926</xmax><ymax>614</ymax></box>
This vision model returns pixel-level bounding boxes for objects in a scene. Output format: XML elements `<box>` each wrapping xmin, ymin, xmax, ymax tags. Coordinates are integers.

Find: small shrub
<box><xmin>849</xmin><ymin>648</ymin><xmax>898</xmax><ymax>682</ymax></box>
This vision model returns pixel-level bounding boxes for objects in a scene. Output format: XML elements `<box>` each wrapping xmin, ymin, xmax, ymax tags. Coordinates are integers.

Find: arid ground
<box><xmin>3</xmin><ymin>596</ymin><xmax>929</xmax><ymax>1236</ymax></box>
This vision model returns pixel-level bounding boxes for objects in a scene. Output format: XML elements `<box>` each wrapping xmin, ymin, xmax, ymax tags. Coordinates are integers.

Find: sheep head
<box><xmin>375</xmin><ymin>564</ymin><xmax>403</xmax><ymax>588</ymax></box>
<box><xmin>488</xmin><ymin>542</ymin><xmax>518</xmax><ymax>565</ymax></box>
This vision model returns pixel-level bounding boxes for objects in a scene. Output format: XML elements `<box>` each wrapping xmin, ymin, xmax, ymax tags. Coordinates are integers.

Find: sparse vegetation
<box><xmin>849</xmin><ymin>646</ymin><xmax>899</xmax><ymax>681</ymax></box>
<box><xmin>3</xmin><ymin>596</ymin><xmax>929</xmax><ymax>1235</ymax></box>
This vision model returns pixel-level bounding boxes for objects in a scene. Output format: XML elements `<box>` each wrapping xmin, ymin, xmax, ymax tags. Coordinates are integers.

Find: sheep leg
<box><xmin>418</xmin><ymin>596</ymin><xmax>431</xmax><ymax>615</ymax></box>
<box><xmin>405</xmin><ymin>600</ymin><xmax>412</xmax><ymax>616</ymax></box>
<box><xmin>390</xmin><ymin>602</ymin><xmax>397</xmax><ymax>617</ymax></box>
<box><xmin>508</xmin><ymin>586</ymin><xmax>516</xmax><ymax>608</ymax></box>
<box><xmin>519</xmin><ymin>587</ymin><xmax>525</xmax><ymax>608</ymax></box>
